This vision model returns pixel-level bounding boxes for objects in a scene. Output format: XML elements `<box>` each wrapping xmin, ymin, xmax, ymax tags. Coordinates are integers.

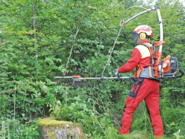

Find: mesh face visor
<box><xmin>132</xmin><ymin>31</ymin><xmax>139</xmax><ymax>45</ymax></box>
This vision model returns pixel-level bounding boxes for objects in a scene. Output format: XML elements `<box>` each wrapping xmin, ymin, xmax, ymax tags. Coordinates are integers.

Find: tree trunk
<box><xmin>38</xmin><ymin>117</ymin><xmax>85</xmax><ymax>139</ymax></box>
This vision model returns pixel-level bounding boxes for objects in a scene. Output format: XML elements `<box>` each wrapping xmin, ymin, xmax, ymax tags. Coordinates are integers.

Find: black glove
<box><xmin>114</xmin><ymin>69</ymin><xmax>119</xmax><ymax>76</ymax></box>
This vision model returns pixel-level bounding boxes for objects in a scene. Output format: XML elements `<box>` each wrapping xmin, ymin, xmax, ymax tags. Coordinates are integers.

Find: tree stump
<box><xmin>38</xmin><ymin>117</ymin><xmax>85</xmax><ymax>139</ymax></box>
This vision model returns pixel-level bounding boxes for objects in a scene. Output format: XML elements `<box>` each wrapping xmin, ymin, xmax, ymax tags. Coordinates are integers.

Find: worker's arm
<box><xmin>118</xmin><ymin>47</ymin><xmax>141</xmax><ymax>73</ymax></box>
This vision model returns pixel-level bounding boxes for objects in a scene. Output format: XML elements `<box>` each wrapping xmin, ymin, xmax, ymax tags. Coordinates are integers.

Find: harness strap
<box><xmin>134</xmin><ymin>63</ymin><xmax>145</xmax><ymax>79</ymax></box>
<box><xmin>149</xmin><ymin>66</ymin><xmax>152</xmax><ymax>78</ymax></box>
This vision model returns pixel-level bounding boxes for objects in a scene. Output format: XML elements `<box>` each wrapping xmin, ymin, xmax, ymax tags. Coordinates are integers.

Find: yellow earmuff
<box><xmin>139</xmin><ymin>33</ymin><xmax>146</xmax><ymax>40</ymax></box>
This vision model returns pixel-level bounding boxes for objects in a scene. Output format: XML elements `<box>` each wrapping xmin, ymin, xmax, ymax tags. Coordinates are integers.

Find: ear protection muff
<box><xmin>139</xmin><ymin>33</ymin><xmax>146</xmax><ymax>40</ymax></box>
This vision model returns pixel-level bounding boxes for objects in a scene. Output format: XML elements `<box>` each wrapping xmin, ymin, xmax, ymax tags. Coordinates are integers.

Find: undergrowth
<box><xmin>0</xmin><ymin>0</ymin><xmax>185</xmax><ymax>139</ymax></box>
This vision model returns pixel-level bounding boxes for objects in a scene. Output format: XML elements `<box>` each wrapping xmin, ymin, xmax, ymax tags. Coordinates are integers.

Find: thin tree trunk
<box><xmin>32</xmin><ymin>3</ymin><xmax>38</xmax><ymax>76</ymax></box>
<box><xmin>29</xmin><ymin>101</ymin><xmax>32</xmax><ymax>121</ymax></box>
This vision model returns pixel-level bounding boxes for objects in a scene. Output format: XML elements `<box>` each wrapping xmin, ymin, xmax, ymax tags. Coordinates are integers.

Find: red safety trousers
<box><xmin>119</xmin><ymin>78</ymin><xmax>163</xmax><ymax>137</ymax></box>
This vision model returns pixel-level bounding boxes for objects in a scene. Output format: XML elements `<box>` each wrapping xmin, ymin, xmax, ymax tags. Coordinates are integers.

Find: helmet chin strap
<box><xmin>135</xmin><ymin>37</ymin><xmax>146</xmax><ymax>45</ymax></box>
<box><xmin>140</xmin><ymin>39</ymin><xmax>149</xmax><ymax>43</ymax></box>
<box><xmin>135</xmin><ymin>37</ymin><xmax>150</xmax><ymax>45</ymax></box>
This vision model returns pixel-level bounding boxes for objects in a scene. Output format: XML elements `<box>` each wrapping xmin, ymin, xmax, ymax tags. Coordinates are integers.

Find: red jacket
<box><xmin>118</xmin><ymin>41</ymin><xmax>151</xmax><ymax>73</ymax></box>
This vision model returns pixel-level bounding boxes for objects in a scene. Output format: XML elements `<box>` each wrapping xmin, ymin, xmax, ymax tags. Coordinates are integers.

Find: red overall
<box><xmin>118</xmin><ymin>41</ymin><xmax>163</xmax><ymax>137</ymax></box>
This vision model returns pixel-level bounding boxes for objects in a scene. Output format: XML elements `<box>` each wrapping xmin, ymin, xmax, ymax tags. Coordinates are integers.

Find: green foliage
<box><xmin>50</xmin><ymin>83</ymin><xmax>120</xmax><ymax>137</ymax></box>
<box><xmin>0</xmin><ymin>0</ymin><xmax>185</xmax><ymax>138</ymax></box>
<box><xmin>0</xmin><ymin>119</ymin><xmax>41</xmax><ymax>139</ymax></box>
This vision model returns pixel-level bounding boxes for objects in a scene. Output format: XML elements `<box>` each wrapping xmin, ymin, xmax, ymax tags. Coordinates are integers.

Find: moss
<box><xmin>38</xmin><ymin>117</ymin><xmax>72</xmax><ymax>126</ymax></box>
<box><xmin>74</xmin><ymin>123</ymin><xmax>82</xmax><ymax>127</ymax></box>
<box><xmin>47</xmin><ymin>131</ymin><xmax>55</xmax><ymax>139</ymax></box>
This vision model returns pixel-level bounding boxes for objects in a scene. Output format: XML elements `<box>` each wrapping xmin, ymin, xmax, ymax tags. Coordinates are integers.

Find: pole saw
<box><xmin>55</xmin><ymin>75</ymin><xmax>133</xmax><ymax>82</ymax></box>
<box><xmin>55</xmin><ymin>6</ymin><xmax>184</xmax><ymax>82</ymax></box>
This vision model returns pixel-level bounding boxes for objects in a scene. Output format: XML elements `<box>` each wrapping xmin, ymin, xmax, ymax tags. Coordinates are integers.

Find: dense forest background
<box><xmin>0</xmin><ymin>0</ymin><xmax>185</xmax><ymax>138</ymax></box>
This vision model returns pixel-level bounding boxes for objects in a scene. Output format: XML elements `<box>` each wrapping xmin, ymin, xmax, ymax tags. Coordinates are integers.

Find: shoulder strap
<box><xmin>141</xmin><ymin>43</ymin><xmax>154</xmax><ymax>65</ymax></box>
<box><xmin>141</xmin><ymin>44</ymin><xmax>152</xmax><ymax>56</ymax></box>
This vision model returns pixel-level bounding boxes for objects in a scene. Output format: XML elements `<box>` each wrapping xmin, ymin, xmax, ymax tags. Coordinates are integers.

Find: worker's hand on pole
<box><xmin>114</xmin><ymin>69</ymin><xmax>119</xmax><ymax>76</ymax></box>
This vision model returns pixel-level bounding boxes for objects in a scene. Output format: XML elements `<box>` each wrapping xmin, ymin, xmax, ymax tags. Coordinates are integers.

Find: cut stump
<box><xmin>38</xmin><ymin>117</ymin><xmax>85</xmax><ymax>139</ymax></box>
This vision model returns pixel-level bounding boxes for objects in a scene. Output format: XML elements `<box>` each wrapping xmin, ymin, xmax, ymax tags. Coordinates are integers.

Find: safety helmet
<box><xmin>132</xmin><ymin>25</ymin><xmax>153</xmax><ymax>45</ymax></box>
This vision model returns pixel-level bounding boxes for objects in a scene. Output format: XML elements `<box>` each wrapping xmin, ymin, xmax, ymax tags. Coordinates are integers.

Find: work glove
<box><xmin>114</xmin><ymin>69</ymin><xmax>119</xmax><ymax>76</ymax></box>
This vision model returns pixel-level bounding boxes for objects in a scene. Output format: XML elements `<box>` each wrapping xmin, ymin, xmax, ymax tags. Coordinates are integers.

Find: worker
<box><xmin>114</xmin><ymin>25</ymin><xmax>163</xmax><ymax>137</ymax></box>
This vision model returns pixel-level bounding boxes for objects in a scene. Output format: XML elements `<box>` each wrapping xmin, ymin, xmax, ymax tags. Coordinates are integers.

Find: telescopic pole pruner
<box><xmin>55</xmin><ymin>75</ymin><xmax>133</xmax><ymax>81</ymax></box>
